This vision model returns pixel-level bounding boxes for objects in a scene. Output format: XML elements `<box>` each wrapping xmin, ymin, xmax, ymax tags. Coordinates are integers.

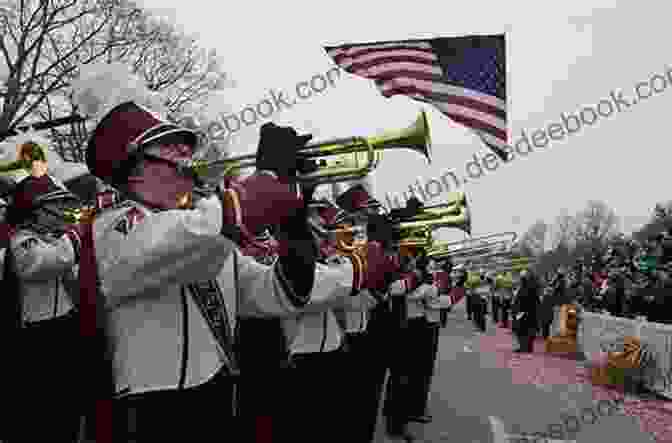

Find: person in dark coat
<box><xmin>512</xmin><ymin>270</ymin><xmax>540</xmax><ymax>353</ymax></box>
<box><xmin>539</xmin><ymin>272</ymin><xmax>572</xmax><ymax>339</ymax></box>
<box><xmin>604</xmin><ymin>270</ymin><xmax>626</xmax><ymax>316</ymax></box>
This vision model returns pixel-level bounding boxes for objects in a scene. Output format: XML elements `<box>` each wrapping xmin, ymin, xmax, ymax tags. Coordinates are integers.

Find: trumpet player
<box><xmin>9</xmin><ymin>91</ymin><xmax>398</xmax><ymax>441</ymax></box>
<box><xmin>407</xmin><ymin>254</ymin><xmax>452</xmax><ymax>425</ymax></box>
<box><xmin>313</xmin><ymin>183</ymin><xmax>385</xmax><ymax>443</ymax></box>
<box><xmin>234</xmin><ymin>228</ymin><xmax>292</xmax><ymax>443</ymax></box>
<box><xmin>0</xmin><ymin>138</ymin><xmax>92</xmax><ymax>442</ymax></box>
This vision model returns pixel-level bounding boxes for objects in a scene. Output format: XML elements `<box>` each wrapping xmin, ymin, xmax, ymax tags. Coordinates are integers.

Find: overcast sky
<box><xmin>140</xmin><ymin>0</ymin><xmax>670</xmax><ymax>242</ymax></box>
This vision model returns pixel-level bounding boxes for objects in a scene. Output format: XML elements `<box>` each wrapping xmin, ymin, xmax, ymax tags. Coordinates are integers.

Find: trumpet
<box><xmin>181</xmin><ymin>111</ymin><xmax>432</xmax><ymax>185</ymax></box>
<box><xmin>393</xmin><ymin>191</ymin><xmax>471</xmax><ymax>235</ymax></box>
<box><xmin>428</xmin><ymin>241</ymin><xmax>511</xmax><ymax>259</ymax></box>
<box><xmin>464</xmin><ymin>257</ymin><xmax>535</xmax><ymax>273</ymax></box>
<box><xmin>437</xmin><ymin>249</ymin><xmax>512</xmax><ymax>262</ymax></box>
<box><xmin>426</xmin><ymin>231</ymin><xmax>517</xmax><ymax>257</ymax></box>
<box><xmin>395</xmin><ymin>226</ymin><xmax>434</xmax><ymax>248</ymax></box>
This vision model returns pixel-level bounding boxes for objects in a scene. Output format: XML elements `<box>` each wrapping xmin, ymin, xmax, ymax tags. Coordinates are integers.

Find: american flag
<box><xmin>324</xmin><ymin>35</ymin><xmax>509</xmax><ymax>161</ymax></box>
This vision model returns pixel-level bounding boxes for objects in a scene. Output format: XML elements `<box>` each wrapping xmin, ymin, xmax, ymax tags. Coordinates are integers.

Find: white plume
<box><xmin>71</xmin><ymin>62</ymin><xmax>166</xmax><ymax>125</ymax></box>
<box><xmin>0</xmin><ymin>141</ymin><xmax>16</xmax><ymax>165</ymax></box>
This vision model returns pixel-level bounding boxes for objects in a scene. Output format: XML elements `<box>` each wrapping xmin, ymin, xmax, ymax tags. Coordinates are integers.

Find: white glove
<box><xmin>341</xmin><ymin>289</ymin><xmax>378</xmax><ymax>312</ymax></box>
<box><xmin>389</xmin><ymin>280</ymin><xmax>406</xmax><ymax>295</ymax></box>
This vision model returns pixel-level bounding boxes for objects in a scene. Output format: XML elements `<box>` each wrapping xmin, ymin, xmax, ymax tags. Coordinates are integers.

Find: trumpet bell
<box><xmin>184</xmin><ymin>111</ymin><xmax>432</xmax><ymax>185</ymax></box>
<box><xmin>366</xmin><ymin>110</ymin><xmax>432</xmax><ymax>164</ymax></box>
<box><xmin>395</xmin><ymin>203</ymin><xmax>471</xmax><ymax>235</ymax></box>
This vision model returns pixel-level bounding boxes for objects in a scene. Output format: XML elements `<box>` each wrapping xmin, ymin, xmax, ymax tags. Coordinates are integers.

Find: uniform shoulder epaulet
<box><xmin>95</xmin><ymin>190</ymin><xmax>123</xmax><ymax>212</ymax></box>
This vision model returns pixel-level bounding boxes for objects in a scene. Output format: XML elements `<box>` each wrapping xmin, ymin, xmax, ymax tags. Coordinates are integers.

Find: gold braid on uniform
<box><xmin>345</xmin><ymin>248</ymin><xmax>367</xmax><ymax>294</ymax></box>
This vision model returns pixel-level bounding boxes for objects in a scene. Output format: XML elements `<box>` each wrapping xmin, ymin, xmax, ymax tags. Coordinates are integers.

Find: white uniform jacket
<box><xmin>424</xmin><ymin>284</ymin><xmax>452</xmax><ymax>323</ymax></box>
<box><xmin>9</xmin><ymin>229</ymin><xmax>78</xmax><ymax>323</ymax></box>
<box><xmin>284</xmin><ymin>257</ymin><xmax>355</xmax><ymax>355</ymax></box>
<box><xmin>405</xmin><ymin>283</ymin><xmax>433</xmax><ymax>319</ymax></box>
<box><xmin>15</xmin><ymin>193</ymin><xmax>347</xmax><ymax>397</ymax></box>
<box><xmin>405</xmin><ymin>283</ymin><xmax>449</xmax><ymax>323</ymax></box>
<box><xmin>7</xmin><ymin>175</ymin><xmax>80</xmax><ymax>323</ymax></box>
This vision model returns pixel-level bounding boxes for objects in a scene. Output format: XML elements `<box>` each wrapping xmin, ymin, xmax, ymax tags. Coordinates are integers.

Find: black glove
<box><xmin>273</xmin><ymin>206</ymin><xmax>318</xmax><ymax>304</ymax></box>
<box><xmin>256</xmin><ymin>123</ymin><xmax>313</xmax><ymax>179</ymax></box>
<box><xmin>388</xmin><ymin>196</ymin><xmax>423</xmax><ymax>220</ymax></box>
<box><xmin>367</xmin><ymin>213</ymin><xmax>397</xmax><ymax>244</ymax></box>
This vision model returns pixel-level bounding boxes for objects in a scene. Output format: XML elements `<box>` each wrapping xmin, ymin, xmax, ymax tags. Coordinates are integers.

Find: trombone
<box><xmin>181</xmin><ymin>111</ymin><xmax>432</xmax><ymax>185</ymax></box>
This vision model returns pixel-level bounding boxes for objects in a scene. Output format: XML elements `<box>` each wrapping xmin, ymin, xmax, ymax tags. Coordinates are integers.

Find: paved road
<box><xmin>373</xmin><ymin>300</ymin><xmax>657</xmax><ymax>443</ymax></box>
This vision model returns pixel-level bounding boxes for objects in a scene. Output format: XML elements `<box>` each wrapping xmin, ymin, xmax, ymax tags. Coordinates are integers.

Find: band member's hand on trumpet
<box><xmin>179</xmin><ymin>111</ymin><xmax>432</xmax><ymax>186</ymax></box>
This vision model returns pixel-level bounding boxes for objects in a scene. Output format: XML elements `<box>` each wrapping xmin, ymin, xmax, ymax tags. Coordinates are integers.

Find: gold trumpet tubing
<box><xmin>475</xmin><ymin>257</ymin><xmax>534</xmax><ymax>266</ymax></box>
<box><xmin>186</xmin><ymin>110</ymin><xmax>432</xmax><ymax>183</ymax></box>
<box><xmin>431</xmin><ymin>231</ymin><xmax>517</xmax><ymax>252</ymax></box>
<box><xmin>429</xmin><ymin>246</ymin><xmax>498</xmax><ymax>259</ymax></box>
<box><xmin>451</xmin><ymin>250</ymin><xmax>513</xmax><ymax>262</ymax></box>
<box><xmin>473</xmin><ymin>261</ymin><xmax>534</xmax><ymax>272</ymax></box>
<box><xmin>395</xmin><ymin>205</ymin><xmax>468</xmax><ymax>231</ymax></box>
<box><xmin>427</xmin><ymin>240</ymin><xmax>510</xmax><ymax>257</ymax></box>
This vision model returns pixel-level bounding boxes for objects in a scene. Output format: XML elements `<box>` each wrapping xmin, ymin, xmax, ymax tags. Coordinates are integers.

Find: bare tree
<box><xmin>573</xmin><ymin>200</ymin><xmax>619</xmax><ymax>247</ymax></box>
<box><xmin>633</xmin><ymin>201</ymin><xmax>672</xmax><ymax>242</ymax></box>
<box><xmin>518</xmin><ymin>219</ymin><xmax>548</xmax><ymax>256</ymax></box>
<box><xmin>0</xmin><ymin>0</ymin><xmax>229</xmax><ymax>160</ymax></box>
<box><xmin>550</xmin><ymin>211</ymin><xmax>576</xmax><ymax>250</ymax></box>
<box><xmin>0</xmin><ymin>0</ymin><xmax>121</xmax><ymax>132</ymax></box>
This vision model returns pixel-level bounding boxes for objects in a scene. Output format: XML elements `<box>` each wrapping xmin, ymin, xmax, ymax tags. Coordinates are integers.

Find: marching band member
<box><xmin>330</xmin><ymin>181</ymin><xmax>400</xmax><ymax>443</ymax></box>
<box><xmin>275</xmin><ymin>184</ymin><xmax>392</xmax><ymax>443</ymax></box>
<box><xmin>6</xmin><ymin>93</ymin><xmax>365</xmax><ymax>440</ymax></box>
<box><xmin>89</xmin><ymin>109</ymin><xmax>328</xmax><ymax>442</ymax></box>
<box><xmin>400</xmin><ymin>251</ymin><xmax>453</xmax><ymax>430</ymax></box>
<box><xmin>470</xmin><ymin>270</ymin><xmax>489</xmax><ymax>333</ymax></box>
<box><xmin>496</xmin><ymin>272</ymin><xmax>514</xmax><ymax>328</ymax></box>
<box><xmin>488</xmin><ymin>271</ymin><xmax>502</xmax><ymax>325</ymax></box>
<box><xmin>406</xmin><ymin>255</ymin><xmax>450</xmax><ymax>425</ymax></box>
<box><xmin>383</xmin><ymin>248</ymin><xmax>423</xmax><ymax>441</ymax></box>
<box><xmin>0</xmin><ymin>138</ymin><xmax>88</xmax><ymax>442</ymax></box>
<box><xmin>235</xmin><ymin>229</ymin><xmax>291</xmax><ymax>443</ymax></box>
<box><xmin>450</xmin><ymin>265</ymin><xmax>468</xmax><ymax>307</ymax></box>
<box><xmin>435</xmin><ymin>259</ymin><xmax>453</xmax><ymax>327</ymax></box>
<box><xmin>68</xmin><ymin>63</ymin><xmax>397</xmax><ymax>440</ymax></box>
<box><xmin>332</xmin><ymin>181</ymin><xmax>385</xmax><ymax>336</ymax></box>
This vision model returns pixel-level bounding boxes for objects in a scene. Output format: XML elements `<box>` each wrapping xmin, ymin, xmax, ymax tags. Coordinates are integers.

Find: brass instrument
<box><xmin>333</xmin><ymin>225</ymin><xmax>367</xmax><ymax>252</ymax></box>
<box><xmin>63</xmin><ymin>206</ymin><xmax>96</xmax><ymax>224</ymax></box>
<box><xmin>463</xmin><ymin>257</ymin><xmax>535</xmax><ymax>273</ymax></box>
<box><xmin>395</xmin><ymin>227</ymin><xmax>434</xmax><ymax>248</ymax></box>
<box><xmin>428</xmin><ymin>241</ymin><xmax>511</xmax><ymax>259</ymax></box>
<box><xmin>447</xmin><ymin>249</ymin><xmax>513</xmax><ymax>264</ymax></box>
<box><xmin>426</xmin><ymin>231</ymin><xmax>517</xmax><ymax>257</ymax></box>
<box><xmin>182</xmin><ymin>111</ymin><xmax>432</xmax><ymax>185</ymax></box>
<box><xmin>392</xmin><ymin>191</ymin><xmax>471</xmax><ymax>235</ymax></box>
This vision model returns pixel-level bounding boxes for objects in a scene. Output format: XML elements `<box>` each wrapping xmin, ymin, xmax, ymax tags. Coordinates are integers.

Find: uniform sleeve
<box><xmin>389</xmin><ymin>272</ymin><xmax>418</xmax><ymax>295</ymax></box>
<box><xmin>389</xmin><ymin>279</ymin><xmax>406</xmax><ymax>295</ymax></box>
<box><xmin>99</xmin><ymin>196</ymin><xmax>235</xmax><ymax>300</ymax></box>
<box><xmin>407</xmin><ymin>283</ymin><xmax>430</xmax><ymax>300</ymax></box>
<box><xmin>237</xmin><ymin>254</ymin><xmax>353</xmax><ymax>316</ymax></box>
<box><xmin>10</xmin><ymin>230</ymin><xmax>76</xmax><ymax>281</ymax></box>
